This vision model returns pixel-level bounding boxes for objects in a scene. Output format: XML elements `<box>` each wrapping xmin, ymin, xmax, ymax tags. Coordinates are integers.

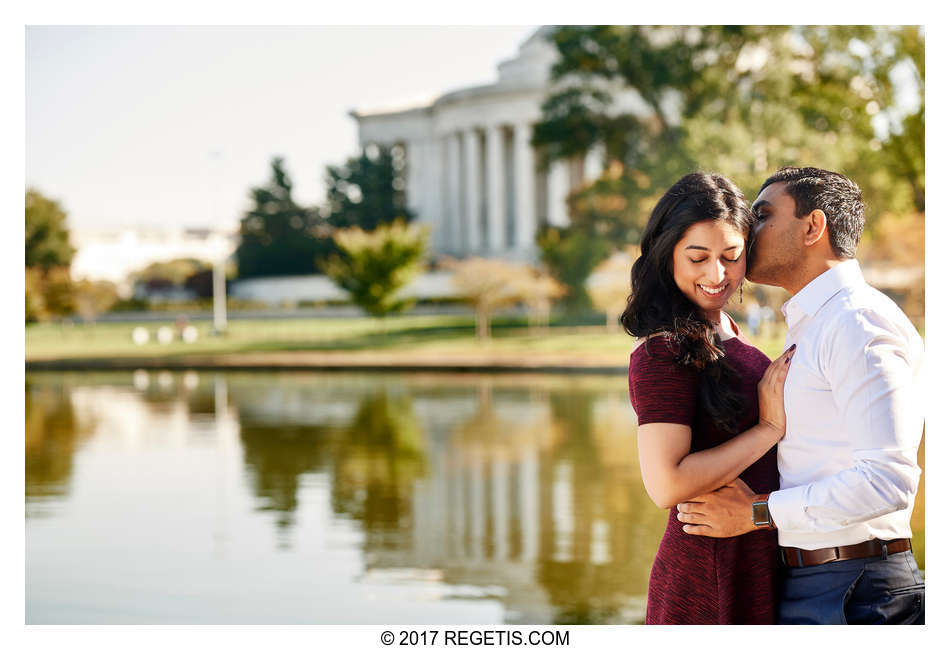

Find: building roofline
<box><xmin>350</xmin><ymin>27</ymin><xmax>552</xmax><ymax>122</ymax></box>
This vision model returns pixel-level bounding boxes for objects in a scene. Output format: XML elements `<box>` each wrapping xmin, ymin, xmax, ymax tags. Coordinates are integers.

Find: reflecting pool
<box><xmin>25</xmin><ymin>370</ymin><xmax>924</xmax><ymax>624</ymax></box>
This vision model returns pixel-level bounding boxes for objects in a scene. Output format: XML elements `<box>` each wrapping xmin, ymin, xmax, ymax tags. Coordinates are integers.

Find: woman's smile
<box><xmin>698</xmin><ymin>280</ymin><xmax>729</xmax><ymax>297</ymax></box>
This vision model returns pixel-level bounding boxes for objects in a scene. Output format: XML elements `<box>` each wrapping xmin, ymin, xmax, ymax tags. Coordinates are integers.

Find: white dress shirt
<box><xmin>767</xmin><ymin>259</ymin><xmax>924</xmax><ymax>550</ymax></box>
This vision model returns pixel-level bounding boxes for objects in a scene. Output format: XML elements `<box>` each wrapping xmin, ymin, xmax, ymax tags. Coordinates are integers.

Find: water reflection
<box><xmin>25</xmin><ymin>380</ymin><xmax>92</xmax><ymax>516</ymax></box>
<box><xmin>332</xmin><ymin>392</ymin><xmax>429</xmax><ymax>547</ymax></box>
<box><xmin>240</xmin><ymin>418</ymin><xmax>334</xmax><ymax>541</ymax></box>
<box><xmin>24</xmin><ymin>371</ymin><xmax>925</xmax><ymax>624</ymax></box>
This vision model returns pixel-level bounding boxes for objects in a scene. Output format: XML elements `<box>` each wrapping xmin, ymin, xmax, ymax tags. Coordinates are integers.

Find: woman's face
<box><xmin>672</xmin><ymin>219</ymin><xmax>747</xmax><ymax>320</ymax></box>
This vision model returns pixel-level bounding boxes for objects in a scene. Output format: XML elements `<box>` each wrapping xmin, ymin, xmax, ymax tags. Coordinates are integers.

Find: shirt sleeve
<box><xmin>628</xmin><ymin>338</ymin><xmax>699</xmax><ymax>426</ymax></box>
<box><xmin>768</xmin><ymin>308</ymin><xmax>924</xmax><ymax>534</ymax></box>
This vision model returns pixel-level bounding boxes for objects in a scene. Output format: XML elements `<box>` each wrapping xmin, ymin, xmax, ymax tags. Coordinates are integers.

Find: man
<box><xmin>675</xmin><ymin>167</ymin><xmax>925</xmax><ymax>624</ymax></box>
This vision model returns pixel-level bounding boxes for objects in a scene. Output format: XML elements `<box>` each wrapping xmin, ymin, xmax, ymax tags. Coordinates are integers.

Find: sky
<box><xmin>26</xmin><ymin>25</ymin><xmax>539</xmax><ymax>234</ymax></box>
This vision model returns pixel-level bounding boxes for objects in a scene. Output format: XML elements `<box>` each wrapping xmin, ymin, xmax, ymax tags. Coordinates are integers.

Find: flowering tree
<box><xmin>444</xmin><ymin>258</ymin><xmax>565</xmax><ymax>339</ymax></box>
<box><xmin>586</xmin><ymin>247</ymin><xmax>637</xmax><ymax>332</ymax></box>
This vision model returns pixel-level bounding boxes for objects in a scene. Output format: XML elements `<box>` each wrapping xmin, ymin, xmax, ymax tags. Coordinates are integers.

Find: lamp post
<box><xmin>209</xmin><ymin>148</ymin><xmax>228</xmax><ymax>336</ymax></box>
<box><xmin>212</xmin><ymin>257</ymin><xmax>227</xmax><ymax>335</ymax></box>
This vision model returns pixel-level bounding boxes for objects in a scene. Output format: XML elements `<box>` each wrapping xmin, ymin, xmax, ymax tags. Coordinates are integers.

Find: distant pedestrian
<box><xmin>746</xmin><ymin>301</ymin><xmax>762</xmax><ymax>337</ymax></box>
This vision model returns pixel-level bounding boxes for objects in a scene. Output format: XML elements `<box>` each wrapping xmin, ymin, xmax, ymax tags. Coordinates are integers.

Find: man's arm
<box><xmin>675</xmin><ymin>479</ymin><xmax>766</xmax><ymax>537</ymax></box>
<box><xmin>767</xmin><ymin>308</ymin><xmax>922</xmax><ymax>534</ymax></box>
<box><xmin>677</xmin><ymin>308</ymin><xmax>923</xmax><ymax>538</ymax></box>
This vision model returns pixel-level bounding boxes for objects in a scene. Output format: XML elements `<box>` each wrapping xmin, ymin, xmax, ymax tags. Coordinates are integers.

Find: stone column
<box><xmin>424</xmin><ymin>137</ymin><xmax>444</xmax><ymax>256</ymax></box>
<box><xmin>405</xmin><ymin>139</ymin><xmax>426</xmax><ymax>225</ymax></box>
<box><xmin>485</xmin><ymin>124</ymin><xmax>506</xmax><ymax>253</ymax></box>
<box><xmin>444</xmin><ymin>133</ymin><xmax>462</xmax><ymax>254</ymax></box>
<box><xmin>547</xmin><ymin>159</ymin><xmax>571</xmax><ymax>228</ymax></box>
<box><xmin>513</xmin><ymin>123</ymin><xmax>537</xmax><ymax>253</ymax></box>
<box><xmin>463</xmin><ymin>129</ymin><xmax>482</xmax><ymax>254</ymax></box>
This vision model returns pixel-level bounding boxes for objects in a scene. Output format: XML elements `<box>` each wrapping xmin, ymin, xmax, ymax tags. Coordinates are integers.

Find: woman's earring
<box><xmin>739</xmin><ymin>283</ymin><xmax>744</xmax><ymax>304</ymax></box>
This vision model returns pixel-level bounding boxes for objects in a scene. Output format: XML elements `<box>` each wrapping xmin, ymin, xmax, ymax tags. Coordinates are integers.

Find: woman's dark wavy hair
<box><xmin>621</xmin><ymin>172</ymin><xmax>755</xmax><ymax>434</ymax></box>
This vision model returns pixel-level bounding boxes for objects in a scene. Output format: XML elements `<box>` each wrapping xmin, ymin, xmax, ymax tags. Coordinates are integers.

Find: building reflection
<box><xmin>200</xmin><ymin>372</ymin><xmax>665</xmax><ymax>622</ymax></box>
<box><xmin>374</xmin><ymin>378</ymin><xmax>666</xmax><ymax>623</ymax></box>
<box><xmin>24</xmin><ymin>371</ymin><xmax>669</xmax><ymax>623</ymax></box>
<box><xmin>25</xmin><ymin>370</ymin><xmax>928</xmax><ymax>623</ymax></box>
<box><xmin>228</xmin><ymin>374</ymin><xmax>665</xmax><ymax>623</ymax></box>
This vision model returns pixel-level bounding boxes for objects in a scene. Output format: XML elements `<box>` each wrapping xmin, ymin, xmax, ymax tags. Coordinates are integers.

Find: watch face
<box><xmin>752</xmin><ymin>501</ymin><xmax>771</xmax><ymax>527</ymax></box>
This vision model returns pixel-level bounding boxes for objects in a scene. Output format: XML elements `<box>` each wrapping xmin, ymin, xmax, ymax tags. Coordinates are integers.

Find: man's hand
<box><xmin>676</xmin><ymin>478</ymin><xmax>758</xmax><ymax>538</ymax></box>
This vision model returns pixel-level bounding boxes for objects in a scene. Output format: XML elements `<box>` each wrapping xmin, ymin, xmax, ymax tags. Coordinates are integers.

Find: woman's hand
<box><xmin>757</xmin><ymin>344</ymin><xmax>796</xmax><ymax>440</ymax></box>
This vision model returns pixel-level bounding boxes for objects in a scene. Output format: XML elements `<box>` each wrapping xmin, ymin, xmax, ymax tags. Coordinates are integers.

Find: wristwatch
<box><xmin>752</xmin><ymin>495</ymin><xmax>773</xmax><ymax>529</ymax></box>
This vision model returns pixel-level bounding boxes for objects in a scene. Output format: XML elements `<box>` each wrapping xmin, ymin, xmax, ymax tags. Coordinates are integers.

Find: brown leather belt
<box><xmin>781</xmin><ymin>538</ymin><xmax>912</xmax><ymax>568</ymax></box>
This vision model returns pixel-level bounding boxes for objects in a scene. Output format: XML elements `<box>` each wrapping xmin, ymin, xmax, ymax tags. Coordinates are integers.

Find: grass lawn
<box><xmin>25</xmin><ymin>313</ymin><xmax>789</xmax><ymax>364</ymax></box>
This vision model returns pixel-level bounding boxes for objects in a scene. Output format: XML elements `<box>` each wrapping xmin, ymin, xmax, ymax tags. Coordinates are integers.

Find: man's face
<box><xmin>747</xmin><ymin>182</ymin><xmax>804</xmax><ymax>286</ymax></box>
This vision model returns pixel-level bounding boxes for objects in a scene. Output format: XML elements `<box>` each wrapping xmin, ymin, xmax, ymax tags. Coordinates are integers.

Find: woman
<box><xmin>625</xmin><ymin>172</ymin><xmax>794</xmax><ymax>624</ymax></box>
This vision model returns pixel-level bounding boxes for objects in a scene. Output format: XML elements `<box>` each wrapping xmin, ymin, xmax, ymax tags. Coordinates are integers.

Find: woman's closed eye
<box><xmin>688</xmin><ymin>255</ymin><xmax>742</xmax><ymax>264</ymax></box>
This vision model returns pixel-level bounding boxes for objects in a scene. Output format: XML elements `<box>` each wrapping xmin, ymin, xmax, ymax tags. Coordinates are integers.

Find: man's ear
<box><xmin>802</xmin><ymin>209</ymin><xmax>827</xmax><ymax>247</ymax></box>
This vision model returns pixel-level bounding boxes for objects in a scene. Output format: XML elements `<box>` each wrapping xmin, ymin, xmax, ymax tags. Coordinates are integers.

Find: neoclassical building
<box><xmin>350</xmin><ymin>27</ymin><xmax>603</xmax><ymax>263</ymax></box>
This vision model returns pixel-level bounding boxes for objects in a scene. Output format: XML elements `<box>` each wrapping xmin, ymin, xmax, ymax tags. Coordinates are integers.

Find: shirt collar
<box><xmin>781</xmin><ymin>259</ymin><xmax>865</xmax><ymax>327</ymax></box>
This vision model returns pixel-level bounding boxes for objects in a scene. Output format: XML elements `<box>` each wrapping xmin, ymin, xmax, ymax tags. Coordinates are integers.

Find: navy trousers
<box><xmin>778</xmin><ymin>550</ymin><xmax>924</xmax><ymax>624</ymax></box>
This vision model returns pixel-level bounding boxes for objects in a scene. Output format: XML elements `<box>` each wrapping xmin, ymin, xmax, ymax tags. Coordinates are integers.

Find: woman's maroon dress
<box><xmin>628</xmin><ymin>332</ymin><xmax>779</xmax><ymax>624</ymax></box>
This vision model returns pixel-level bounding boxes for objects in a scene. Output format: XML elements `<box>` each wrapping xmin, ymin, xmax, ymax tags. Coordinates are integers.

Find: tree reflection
<box><xmin>25</xmin><ymin>379</ymin><xmax>91</xmax><ymax>515</ymax></box>
<box><xmin>330</xmin><ymin>391</ymin><xmax>429</xmax><ymax>550</ymax></box>
<box><xmin>240</xmin><ymin>421</ymin><xmax>335</xmax><ymax>543</ymax></box>
<box><xmin>238</xmin><ymin>388</ymin><xmax>429</xmax><ymax>551</ymax></box>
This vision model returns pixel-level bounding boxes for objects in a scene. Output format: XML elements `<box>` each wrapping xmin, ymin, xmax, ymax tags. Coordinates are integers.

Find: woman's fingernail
<box><xmin>789</xmin><ymin>344</ymin><xmax>796</xmax><ymax>351</ymax></box>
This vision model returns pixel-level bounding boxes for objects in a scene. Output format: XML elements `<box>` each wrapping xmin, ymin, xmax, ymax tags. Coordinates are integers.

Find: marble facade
<box><xmin>349</xmin><ymin>27</ymin><xmax>603</xmax><ymax>263</ymax></box>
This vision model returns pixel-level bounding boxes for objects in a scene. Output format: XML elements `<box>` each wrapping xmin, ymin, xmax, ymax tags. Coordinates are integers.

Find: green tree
<box><xmin>39</xmin><ymin>266</ymin><xmax>76</xmax><ymax>319</ymax></box>
<box><xmin>864</xmin><ymin>25</ymin><xmax>925</xmax><ymax>212</ymax></box>
<box><xmin>322</xmin><ymin>220</ymin><xmax>428</xmax><ymax>322</ymax></box>
<box><xmin>534</xmin><ymin>26</ymin><xmax>924</xmax><ymax>246</ymax></box>
<box><xmin>26</xmin><ymin>189</ymin><xmax>75</xmax><ymax>270</ymax></box>
<box><xmin>322</xmin><ymin>146</ymin><xmax>415</xmax><ymax>231</ymax></box>
<box><xmin>236</xmin><ymin>157</ymin><xmax>332</xmax><ymax>278</ymax></box>
<box><xmin>25</xmin><ymin>267</ymin><xmax>47</xmax><ymax>324</ymax></box>
<box><xmin>536</xmin><ymin>226</ymin><xmax>611</xmax><ymax>315</ymax></box>
<box><xmin>25</xmin><ymin>189</ymin><xmax>77</xmax><ymax>323</ymax></box>
<box><xmin>130</xmin><ymin>258</ymin><xmax>211</xmax><ymax>287</ymax></box>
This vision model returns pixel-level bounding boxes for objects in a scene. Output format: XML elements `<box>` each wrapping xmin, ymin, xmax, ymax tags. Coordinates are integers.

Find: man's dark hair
<box><xmin>759</xmin><ymin>167</ymin><xmax>865</xmax><ymax>258</ymax></box>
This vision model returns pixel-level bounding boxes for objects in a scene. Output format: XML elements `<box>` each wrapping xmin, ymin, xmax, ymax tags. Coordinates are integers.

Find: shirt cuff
<box><xmin>768</xmin><ymin>484</ymin><xmax>811</xmax><ymax>534</ymax></box>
